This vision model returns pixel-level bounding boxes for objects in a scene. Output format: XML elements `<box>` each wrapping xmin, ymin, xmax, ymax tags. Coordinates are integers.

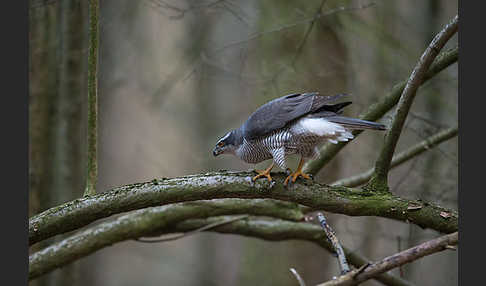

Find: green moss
<box><xmin>362</xmin><ymin>175</ymin><xmax>390</xmax><ymax>194</ymax></box>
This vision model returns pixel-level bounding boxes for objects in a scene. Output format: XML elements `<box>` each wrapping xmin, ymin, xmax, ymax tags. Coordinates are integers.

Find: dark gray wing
<box><xmin>242</xmin><ymin>92</ymin><xmax>347</xmax><ymax>140</ymax></box>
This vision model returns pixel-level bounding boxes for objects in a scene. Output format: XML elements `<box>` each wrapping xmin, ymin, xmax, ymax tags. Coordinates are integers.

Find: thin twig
<box><xmin>331</xmin><ymin>126</ymin><xmax>458</xmax><ymax>187</ymax></box>
<box><xmin>290</xmin><ymin>268</ymin><xmax>307</xmax><ymax>286</ymax></box>
<box><xmin>146</xmin><ymin>0</ymin><xmax>225</xmax><ymax>19</ymax></box>
<box><xmin>134</xmin><ymin>214</ymin><xmax>249</xmax><ymax>243</ymax></box>
<box><xmin>317</xmin><ymin>212</ymin><xmax>350</xmax><ymax>274</ymax></box>
<box><xmin>368</xmin><ymin>15</ymin><xmax>458</xmax><ymax>191</ymax></box>
<box><xmin>211</xmin><ymin>2</ymin><xmax>375</xmax><ymax>54</ymax></box>
<box><xmin>84</xmin><ymin>0</ymin><xmax>99</xmax><ymax>197</ymax></box>
<box><xmin>291</xmin><ymin>0</ymin><xmax>327</xmax><ymax>68</ymax></box>
<box><xmin>316</xmin><ymin>232</ymin><xmax>458</xmax><ymax>286</ymax></box>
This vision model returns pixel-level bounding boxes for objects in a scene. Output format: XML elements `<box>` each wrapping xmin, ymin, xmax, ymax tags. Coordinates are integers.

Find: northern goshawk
<box><xmin>212</xmin><ymin>92</ymin><xmax>386</xmax><ymax>185</ymax></box>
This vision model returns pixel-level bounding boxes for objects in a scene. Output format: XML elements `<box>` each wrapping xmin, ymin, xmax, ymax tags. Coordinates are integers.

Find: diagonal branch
<box><xmin>290</xmin><ymin>268</ymin><xmax>307</xmax><ymax>286</ymax></box>
<box><xmin>303</xmin><ymin>46</ymin><xmax>458</xmax><ymax>176</ymax></box>
<box><xmin>290</xmin><ymin>0</ymin><xmax>328</xmax><ymax>68</ymax></box>
<box><xmin>135</xmin><ymin>214</ymin><xmax>249</xmax><ymax>243</ymax></box>
<box><xmin>29</xmin><ymin>172</ymin><xmax>458</xmax><ymax>246</ymax></box>
<box><xmin>367</xmin><ymin>15</ymin><xmax>458</xmax><ymax>192</ymax></box>
<box><xmin>316</xmin><ymin>232</ymin><xmax>458</xmax><ymax>286</ymax></box>
<box><xmin>331</xmin><ymin>126</ymin><xmax>458</xmax><ymax>187</ymax></box>
<box><xmin>317</xmin><ymin>212</ymin><xmax>350</xmax><ymax>274</ymax></box>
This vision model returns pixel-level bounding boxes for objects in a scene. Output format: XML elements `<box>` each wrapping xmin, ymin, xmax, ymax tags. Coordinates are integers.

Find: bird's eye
<box><xmin>217</xmin><ymin>142</ymin><xmax>225</xmax><ymax>147</ymax></box>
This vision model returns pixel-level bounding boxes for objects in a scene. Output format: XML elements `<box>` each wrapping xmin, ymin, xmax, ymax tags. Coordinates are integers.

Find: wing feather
<box><xmin>242</xmin><ymin>92</ymin><xmax>347</xmax><ymax>140</ymax></box>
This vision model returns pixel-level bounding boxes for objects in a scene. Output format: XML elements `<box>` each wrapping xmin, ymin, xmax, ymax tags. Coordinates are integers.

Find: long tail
<box><xmin>325</xmin><ymin>115</ymin><xmax>387</xmax><ymax>130</ymax></box>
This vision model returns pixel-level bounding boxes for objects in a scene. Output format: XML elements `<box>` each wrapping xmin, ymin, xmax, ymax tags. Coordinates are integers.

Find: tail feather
<box><xmin>325</xmin><ymin>116</ymin><xmax>387</xmax><ymax>130</ymax></box>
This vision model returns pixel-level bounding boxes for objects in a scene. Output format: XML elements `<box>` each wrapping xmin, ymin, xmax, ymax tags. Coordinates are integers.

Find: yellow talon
<box><xmin>252</xmin><ymin>162</ymin><xmax>275</xmax><ymax>182</ymax></box>
<box><xmin>284</xmin><ymin>158</ymin><xmax>311</xmax><ymax>186</ymax></box>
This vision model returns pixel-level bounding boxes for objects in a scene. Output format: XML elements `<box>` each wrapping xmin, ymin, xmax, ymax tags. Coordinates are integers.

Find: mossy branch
<box><xmin>332</xmin><ymin>126</ymin><xmax>458</xmax><ymax>187</ymax></box>
<box><xmin>84</xmin><ymin>0</ymin><xmax>99</xmax><ymax>196</ymax></box>
<box><xmin>316</xmin><ymin>232</ymin><xmax>458</xmax><ymax>286</ymax></box>
<box><xmin>30</xmin><ymin>171</ymin><xmax>458</xmax><ymax>246</ymax></box>
<box><xmin>29</xmin><ymin>199</ymin><xmax>306</xmax><ymax>279</ymax></box>
<box><xmin>29</xmin><ymin>205</ymin><xmax>413</xmax><ymax>286</ymax></box>
<box><xmin>367</xmin><ymin>15</ymin><xmax>458</xmax><ymax>191</ymax></box>
<box><xmin>303</xmin><ymin>46</ymin><xmax>458</xmax><ymax>176</ymax></box>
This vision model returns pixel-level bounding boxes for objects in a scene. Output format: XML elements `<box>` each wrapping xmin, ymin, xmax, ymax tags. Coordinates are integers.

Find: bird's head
<box><xmin>213</xmin><ymin>129</ymin><xmax>241</xmax><ymax>157</ymax></box>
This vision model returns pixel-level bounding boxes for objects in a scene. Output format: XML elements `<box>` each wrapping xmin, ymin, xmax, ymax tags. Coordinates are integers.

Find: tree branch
<box><xmin>316</xmin><ymin>212</ymin><xmax>350</xmax><ymax>274</ymax></box>
<box><xmin>29</xmin><ymin>171</ymin><xmax>458</xmax><ymax>246</ymax></box>
<box><xmin>303</xmin><ymin>46</ymin><xmax>458</xmax><ymax>176</ymax></box>
<box><xmin>331</xmin><ymin>126</ymin><xmax>458</xmax><ymax>187</ymax></box>
<box><xmin>290</xmin><ymin>268</ymin><xmax>307</xmax><ymax>286</ymax></box>
<box><xmin>316</xmin><ymin>232</ymin><xmax>458</xmax><ymax>286</ymax></box>
<box><xmin>173</xmin><ymin>216</ymin><xmax>416</xmax><ymax>286</ymax></box>
<box><xmin>29</xmin><ymin>199</ymin><xmax>305</xmax><ymax>280</ymax></box>
<box><xmin>30</xmin><ymin>207</ymin><xmax>414</xmax><ymax>286</ymax></box>
<box><xmin>135</xmin><ymin>214</ymin><xmax>250</xmax><ymax>243</ymax></box>
<box><xmin>211</xmin><ymin>2</ymin><xmax>375</xmax><ymax>54</ymax></box>
<box><xmin>367</xmin><ymin>15</ymin><xmax>458</xmax><ymax>192</ymax></box>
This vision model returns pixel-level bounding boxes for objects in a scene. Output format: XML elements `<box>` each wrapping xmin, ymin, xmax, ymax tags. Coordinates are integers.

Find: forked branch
<box><xmin>368</xmin><ymin>15</ymin><xmax>458</xmax><ymax>191</ymax></box>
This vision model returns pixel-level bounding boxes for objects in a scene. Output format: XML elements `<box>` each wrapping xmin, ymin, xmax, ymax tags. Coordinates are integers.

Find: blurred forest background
<box><xmin>29</xmin><ymin>0</ymin><xmax>458</xmax><ymax>285</ymax></box>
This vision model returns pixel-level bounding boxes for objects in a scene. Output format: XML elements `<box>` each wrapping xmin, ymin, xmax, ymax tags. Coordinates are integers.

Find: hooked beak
<box><xmin>213</xmin><ymin>146</ymin><xmax>222</xmax><ymax>157</ymax></box>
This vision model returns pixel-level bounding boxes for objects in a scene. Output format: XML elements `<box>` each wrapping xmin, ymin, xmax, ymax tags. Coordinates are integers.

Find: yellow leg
<box><xmin>252</xmin><ymin>162</ymin><xmax>275</xmax><ymax>182</ymax></box>
<box><xmin>284</xmin><ymin>157</ymin><xmax>311</xmax><ymax>186</ymax></box>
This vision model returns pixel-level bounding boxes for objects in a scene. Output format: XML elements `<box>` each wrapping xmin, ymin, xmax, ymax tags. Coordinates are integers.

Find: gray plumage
<box><xmin>213</xmin><ymin>92</ymin><xmax>386</xmax><ymax>171</ymax></box>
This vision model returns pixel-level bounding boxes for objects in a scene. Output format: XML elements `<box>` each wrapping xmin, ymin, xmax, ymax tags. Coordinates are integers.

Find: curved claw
<box><xmin>252</xmin><ymin>171</ymin><xmax>273</xmax><ymax>182</ymax></box>
<box><xmin>252</xmin><ymin>163</ymin><xmax>275</xmax><ymax>182</ymax></box>
<box><xmin>283</xmin><ymin>157</ymin><xmax>310</xmax><ymax>186</ymax></box>
<box><xmin>284</xmin><ymin>170</ymin><xmax>311</xmax><ymax>186</ymax></box>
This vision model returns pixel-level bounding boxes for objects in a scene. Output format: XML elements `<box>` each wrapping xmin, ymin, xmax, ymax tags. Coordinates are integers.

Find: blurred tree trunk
<box><xmin>29</xmin><ymin>0</ymin><xmax>88</xmax><ymax>285</ymax></box>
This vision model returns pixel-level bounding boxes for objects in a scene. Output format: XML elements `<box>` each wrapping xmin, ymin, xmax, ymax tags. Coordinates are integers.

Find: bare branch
<box><xmin>368</xmin><ymin>15</ymin><xmax>458</xmax><ymax>192</ymax></box>
<box><xmin>145</xmin><ymin>0</ymin><xmax>225</xmax><ymax>19</ymax></box>
<box><xmin>290</xmin><ymin>268</ymin><xmax>307</xmax><ymax>286</ymax></box>
<box><xmin>316</xmin><ymin>232</ymin><xmax>458</xmax><ymax>286</ymax></box>
<box><xmin>290</xmin><ymin>0</ymin><xmax>328</xmax><ymax>68</ymax></box>
<box><xmin>331</xmin><ymin>126</ymin><xmax>458</xmax><ymax>187</ymax></box>
<box><xmin>211</xmin><ymin>2</ymin><xmax>375</xmax><ymax>54</ymax></box>
<box><xmin>316</xmin><ymin>213</ymin><xmax>350</xmax><ymax>274</ymax></box>
<box><xmin>134</xmin><ymin>214</ymin><xmax>249</xmax><ymax>243</ymax></box>
<box><xmin>303</xmin><ymin>46</ymin><xmax>458</xmax><ymax>176</ymax></box>
<box><xmin>29</xmin><ymin>171</ymin><xmax>458</xmax><ymax>246</ymax></box>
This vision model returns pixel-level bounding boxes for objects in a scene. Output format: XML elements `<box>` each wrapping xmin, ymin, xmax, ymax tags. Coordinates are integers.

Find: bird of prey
<box><xmin>212</xmin><ymin>92</ymin><xmax>386</xmax><ymax>186</ymax></box>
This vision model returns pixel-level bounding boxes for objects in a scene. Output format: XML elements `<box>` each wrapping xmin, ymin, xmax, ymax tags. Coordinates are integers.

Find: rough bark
<box><xmin>30</xmin><ymin>171</ymin><xmax>458</xmax><ymax>246</ymax></box>
<box><xmin>30</xmin><ymin>205</ymin><xmax>414</xmax><ymax>286</ymax></box>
